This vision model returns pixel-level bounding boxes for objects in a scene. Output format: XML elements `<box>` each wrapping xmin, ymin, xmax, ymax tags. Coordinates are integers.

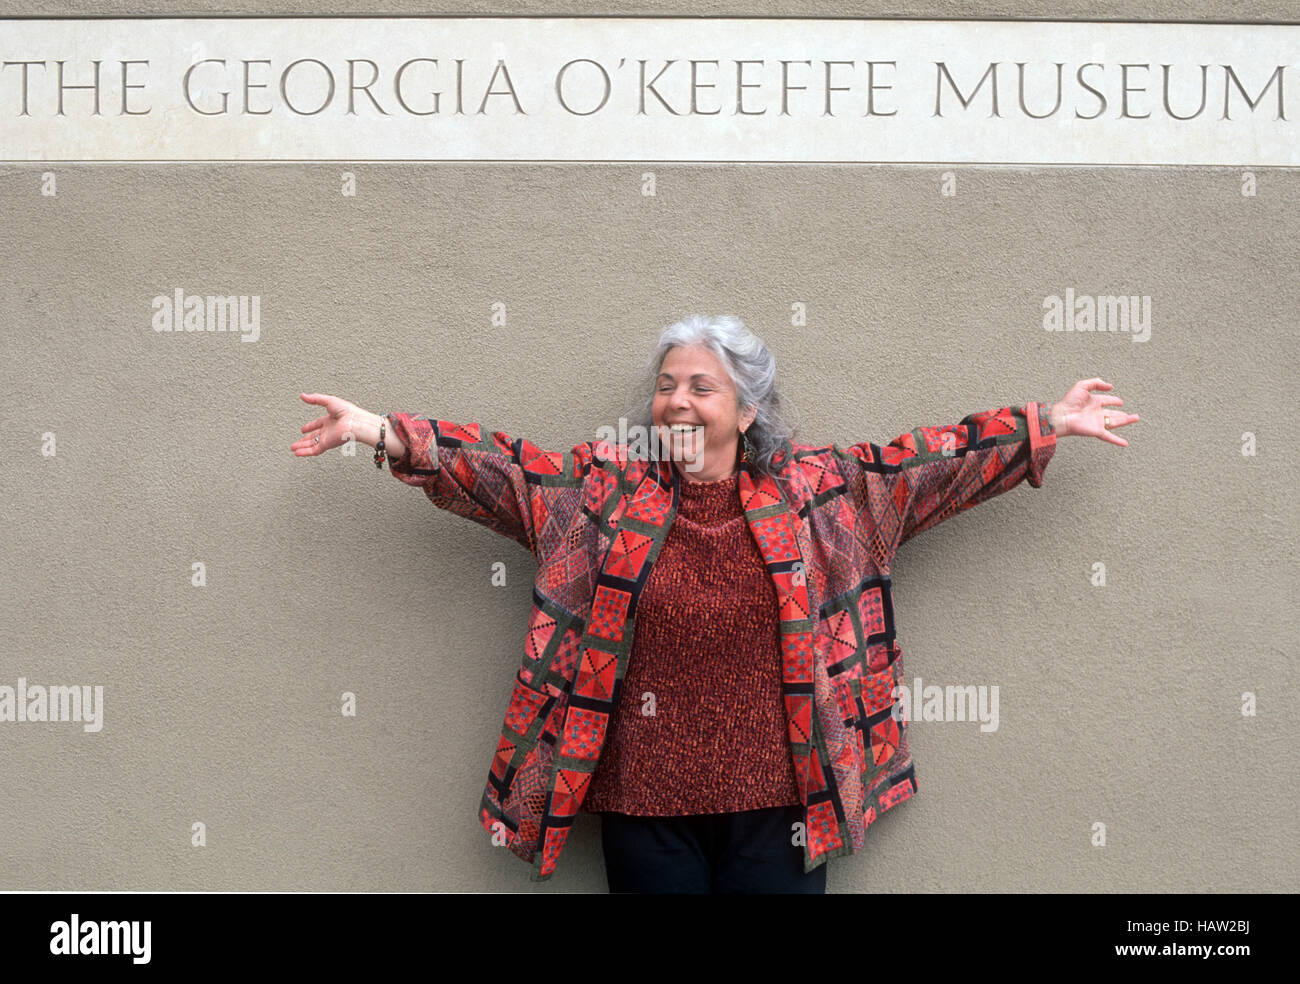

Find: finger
<box><xmin>294</xmin><ymin>432</ymin><xmax>331</xmax><ymax>450</ymax></box>
<box><xmin>1085</xmin><ymin>379</ymin><xmax>1113</xmax><ymax>391</ymax></box>
<box><xmin>300</xmin><ymin>393</ymin><xmax>329</xmax><ymax>406</ymax></box>
<box><xmin>1098</xmin><ymin>395</ymin><xmax>1124</xmax><ymax>407</ymax></box>
<box><xmin>300</xmin><ymin>416</ymin><xmax>326</xmax><ymax>434</ymax></box>
<box><xmin>1097</xmin><ymin>415</ymin><xmax>1131</xmax><ymax>442</ymax></box>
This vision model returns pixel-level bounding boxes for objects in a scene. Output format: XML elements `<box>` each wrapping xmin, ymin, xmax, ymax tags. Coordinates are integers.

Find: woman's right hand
<box><xmin>292</xmin><ymin>393</ymin><xmax>369</xmax><ymax>457</ymax></box>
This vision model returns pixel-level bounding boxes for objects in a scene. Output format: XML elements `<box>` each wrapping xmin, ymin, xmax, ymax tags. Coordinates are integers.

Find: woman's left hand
<box><xmin>1049</xmin><ymin>378</ymin><xmax>1139</xmax><ymax>446</ymax></box>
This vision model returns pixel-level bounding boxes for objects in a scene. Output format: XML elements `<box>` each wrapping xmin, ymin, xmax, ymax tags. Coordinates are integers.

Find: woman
<box><xmin>291</xmin><ymin>314</ymin><xmax>1138</xmax><ymax>893</ymax></box>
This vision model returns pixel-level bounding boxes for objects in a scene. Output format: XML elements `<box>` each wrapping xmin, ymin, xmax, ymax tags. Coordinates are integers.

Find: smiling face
<box><xmin>652</xmin><ymin>343</ymin><xmax>757</xmax><ymax>482</ymax></box>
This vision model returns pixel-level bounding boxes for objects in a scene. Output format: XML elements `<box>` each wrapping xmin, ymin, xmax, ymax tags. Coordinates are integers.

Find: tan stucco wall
<box><xmin>1</xmin><ymin>3</ymin><xmax>1296</xmax><ymax>893</ymax></box>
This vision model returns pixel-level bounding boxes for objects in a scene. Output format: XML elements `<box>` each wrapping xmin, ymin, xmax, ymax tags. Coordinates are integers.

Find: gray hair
<box><xmin>628</xmin><ymin>314</ymin><xmax>799</xmax><ymax>478</ymax></box>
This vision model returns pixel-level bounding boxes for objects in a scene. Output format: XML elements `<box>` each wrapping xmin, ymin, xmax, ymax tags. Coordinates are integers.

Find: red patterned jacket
<box><xmin>384</xmin><ymin>401</ymin><xmax>1057</xmax><ymax>882</ymax></box>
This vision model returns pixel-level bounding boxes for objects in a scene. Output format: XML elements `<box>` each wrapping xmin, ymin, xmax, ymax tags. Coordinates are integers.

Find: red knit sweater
<box><xmin>581</xmin><ymin>470</ymin><xmax>802</xmax><ymax>815</ymax></box>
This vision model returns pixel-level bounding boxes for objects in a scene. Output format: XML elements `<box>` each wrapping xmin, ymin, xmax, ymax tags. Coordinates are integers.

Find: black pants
<box><xmin>599</xmin><ymin>803</ymin><xmax>827</xmax><ymax>894</ymax></box>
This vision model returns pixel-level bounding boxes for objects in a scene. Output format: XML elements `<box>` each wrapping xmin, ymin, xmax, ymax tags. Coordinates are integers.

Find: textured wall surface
<box><xmin>1</xmin><ymin>4</ymin><xmax>1297</xmax><ymax>894</ymax></box>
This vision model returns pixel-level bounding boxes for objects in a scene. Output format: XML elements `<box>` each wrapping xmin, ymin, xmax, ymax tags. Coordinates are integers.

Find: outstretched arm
<box><xmin>377</xmin><ymin>411</ymin><xmax>593</xmax><ymax>559</ymax></box>
<box><xmin>843</xmin><ymin>400</ymin><xmax>1057</xmax><ymax>553</ymax></box>
<box><xmin>294</xmin><ymin>395</ymin><xmax>593</xmax><ymax>560</ymax></box>
<box><xmin>840</xmin><ymin>378</ymin><xmax>1137</xmax><ymax>557</ymax></box>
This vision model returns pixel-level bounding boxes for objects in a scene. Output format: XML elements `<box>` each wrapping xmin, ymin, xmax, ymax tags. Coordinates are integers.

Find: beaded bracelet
<box><xmin>373</xmin><ymin>416</ymin><xmax>387</xmax><ymax>469</ymax></box>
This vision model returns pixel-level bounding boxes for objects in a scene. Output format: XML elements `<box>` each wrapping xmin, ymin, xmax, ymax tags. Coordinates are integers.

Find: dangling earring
<box><xmin>740</xmin><ymin>428</ymin><xmax>755</xmax><ymax>464</ymax></box>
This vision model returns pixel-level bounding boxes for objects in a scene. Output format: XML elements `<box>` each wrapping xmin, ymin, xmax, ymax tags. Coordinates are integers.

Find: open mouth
<box><xmin>665</xmin><ymin>424</ymin><xmax>704</xmax><ymax>445</ymax></box>
<box><xmin>661</xmin><ymin>423</ymin><xmax>703</xmax><ymax>458</ymax></box>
